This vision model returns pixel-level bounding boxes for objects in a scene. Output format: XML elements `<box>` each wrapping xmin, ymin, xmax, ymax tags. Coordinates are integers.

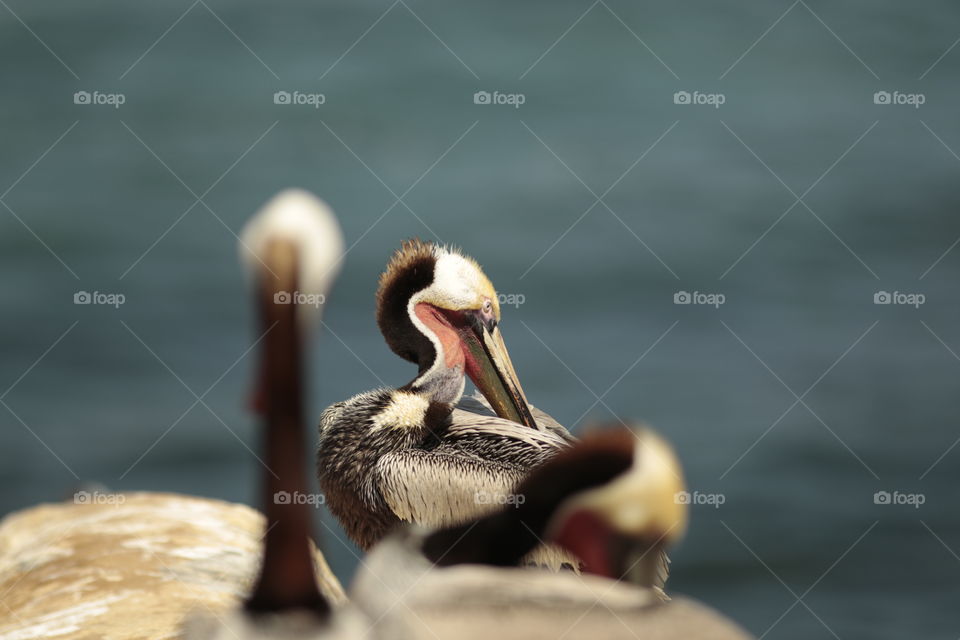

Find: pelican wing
<box><xmin>376</xmin><ymin>449</ymin><xmax>527</xmax><ymax>527</ymax></box>
<box><xmin>375</xmin><ymin>411</ymin><xmax>571</xmax><ymax>528</ymax></box>
<box><xmin>456</xmin><ymin>392</ymin><xmax>576</xmax><ymax>443</ymax></box>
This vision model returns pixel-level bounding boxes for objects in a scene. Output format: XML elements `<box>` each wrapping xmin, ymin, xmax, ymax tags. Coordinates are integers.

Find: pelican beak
<box><xmin>458</xmin><ymin>313</ymin><xmax>538</xmax><ymax>429</ymax></box>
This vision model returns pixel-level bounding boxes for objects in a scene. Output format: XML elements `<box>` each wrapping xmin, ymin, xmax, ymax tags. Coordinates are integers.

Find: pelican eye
<box><xmin>478</xmin><ymin>299</ymin><xmax>497</xmax><ymax>331</ymax></box>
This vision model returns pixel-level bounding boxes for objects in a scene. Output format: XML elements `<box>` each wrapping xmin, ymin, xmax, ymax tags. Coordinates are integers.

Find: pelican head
<box><xmin>376</xmin><ymin>239</ymin><xmax>536</xmax><ymax>427</ymax></box>
<box><xmin>546</xmin><ymin>427</ymin><xmax>688</xmax><ymax>586</ymax></box>
<box><xmin>422</xmin><ymin>425</ymin><xmax>687</xmax><ymax>590</ymax></box>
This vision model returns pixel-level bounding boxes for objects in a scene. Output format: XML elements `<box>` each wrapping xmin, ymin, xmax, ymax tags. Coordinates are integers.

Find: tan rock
<box><xmin>0</xmin><ymin>492</ymin><xmax>345</xmax><ymax>640</ymax></box>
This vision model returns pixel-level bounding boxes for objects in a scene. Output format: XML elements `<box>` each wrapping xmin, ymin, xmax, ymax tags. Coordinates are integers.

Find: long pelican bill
<box><xmin>457</xmin><ymin>313</ymin><xmax>538</xmax><ymax>429</ymax></box>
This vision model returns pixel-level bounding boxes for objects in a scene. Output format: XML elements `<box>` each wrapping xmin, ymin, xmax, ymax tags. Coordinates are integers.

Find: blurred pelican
<box><xmin>0</xmin><ymin>191</ymin><xmax>350</xmax><ymax>639</ymax></box>
<box><xmin>352</xmin><ymin>425</ymin><xmax>752</xmax><ymax>640</ymax></box>
<box><xmin>184</xmin><ymin>189</ymin><xmax>370</xmax><ymax>638</ymax></box>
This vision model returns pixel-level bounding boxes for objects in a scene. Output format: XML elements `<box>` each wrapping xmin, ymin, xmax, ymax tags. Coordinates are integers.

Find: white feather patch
<box><xmin>370</xmin><ymin>392</ymin><xmax>431</xmax><ymax>431</ymax></box>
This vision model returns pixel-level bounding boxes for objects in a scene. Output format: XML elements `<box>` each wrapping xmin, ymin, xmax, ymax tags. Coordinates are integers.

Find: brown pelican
<box><xmin>352</xmin><ymin>425</ymin><xmax>753</xmax><ymax>640</ymax></box>
<box><xmin>0</xmin><ymin>191</ymin><xmax>349</xmax><ymax>640</ymax></box>
<box><xmin>317</xmin><ymin>240</ymin><xmax>576</xmax><ymax>564</ymax></box>
<box><xmin>184</xmin><ymin>189</ymin><xmax>369</xmax><ymax>638</ymax></box>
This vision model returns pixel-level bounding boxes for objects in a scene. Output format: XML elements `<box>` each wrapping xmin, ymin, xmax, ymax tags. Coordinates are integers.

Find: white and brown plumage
<box><xmin>351</xmin><ymin>426</ymin><xmax>752</xmax><ymax>640</ymax></box>
<box><xmin>316</xmin><ymin>241</ymin><xmax>576</xmax><ymax>562</ymax></box>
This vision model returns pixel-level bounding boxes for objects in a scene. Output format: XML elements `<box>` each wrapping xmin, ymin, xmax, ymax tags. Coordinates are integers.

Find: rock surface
<box><xmin>0</xmin><ymin>492</ymin><xmax>345</xmax><ymax>640</ymax></box>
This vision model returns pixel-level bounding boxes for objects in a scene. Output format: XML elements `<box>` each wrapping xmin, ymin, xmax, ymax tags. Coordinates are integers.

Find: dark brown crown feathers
<box><xmin>375</xmin><ymin>239</ymin><xmax>440</xmax><ymax>367</ymax></box>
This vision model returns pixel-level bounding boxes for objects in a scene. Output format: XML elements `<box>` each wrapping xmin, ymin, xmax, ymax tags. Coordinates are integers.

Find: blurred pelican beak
<box><xmin>457</xmin><ymin>313</ymin><xmax>538</xmax><ymax>429</ymax></box>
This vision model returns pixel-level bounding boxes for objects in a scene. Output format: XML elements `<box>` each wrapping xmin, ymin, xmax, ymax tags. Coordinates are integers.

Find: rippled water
<box><xmin>2</xmin><ymin>1</ymin><xmax>959</xmax><ymax>637</ymax></box>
